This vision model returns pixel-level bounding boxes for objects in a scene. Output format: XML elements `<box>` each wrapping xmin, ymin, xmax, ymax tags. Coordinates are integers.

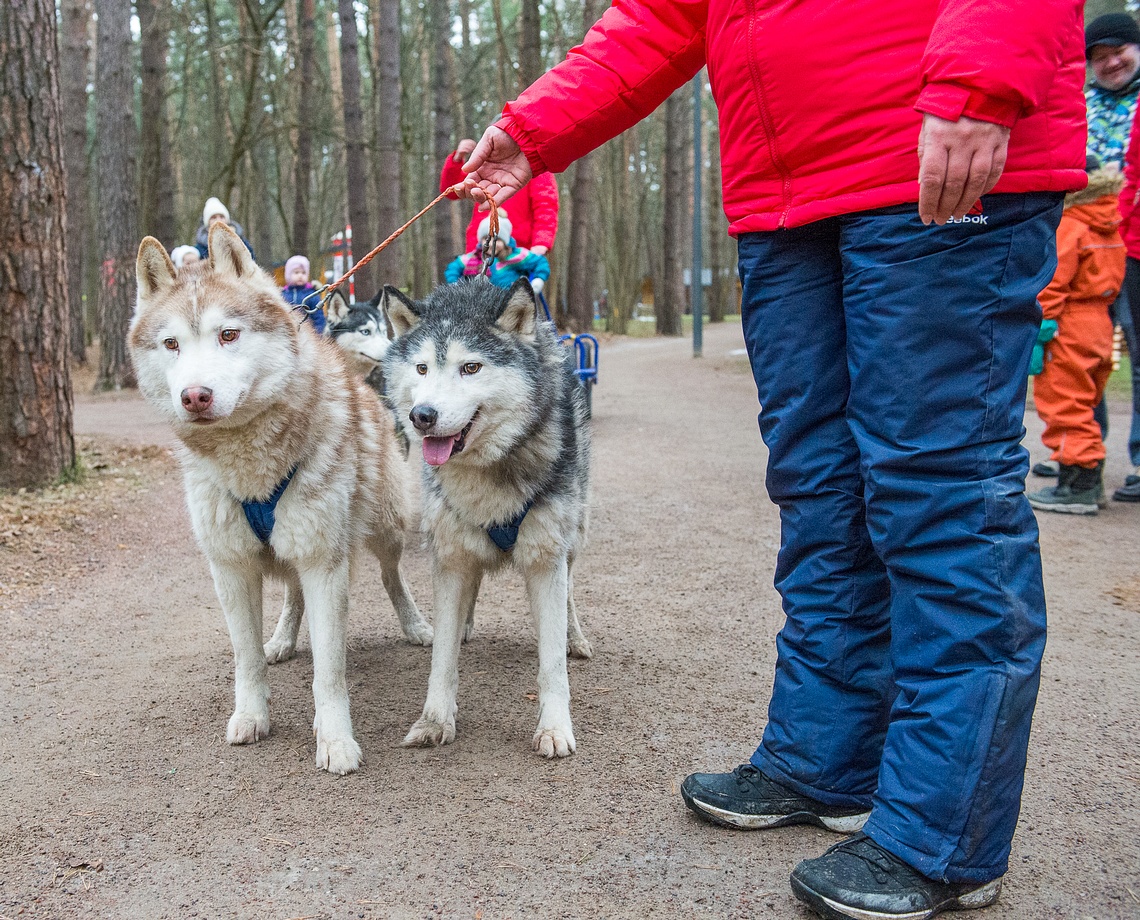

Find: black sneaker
<box><xmin>680</xmin><ymin>763</ymin><xmax>869</xmax><ymax>832</ymax></box>
<box><xmin>1031</xmin><ymin>460</ymin><xmax>1059</xmax><ymax>478</ymax></box>
<box><xmin>1113</xmin><ymin>470</ymin><xmax>1140</xmax><ymax>503</ymax></box>
<box><xmin>790</xmin><ymin>833</ymin><xmax>1002</xmax><ymax>920</ymax></box>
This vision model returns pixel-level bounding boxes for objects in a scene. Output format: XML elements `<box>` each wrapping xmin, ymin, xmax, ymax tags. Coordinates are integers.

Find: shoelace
<box><xmin>840</xmin><ymin>836</ymin><xmax>908</xmax><ymax>886</ymax></box>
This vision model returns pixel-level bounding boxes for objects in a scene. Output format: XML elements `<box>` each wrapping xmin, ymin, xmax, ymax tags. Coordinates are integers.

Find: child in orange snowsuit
<box><xmin>1029</xmin><ymin>159</ymin><xmax>1125</xmax><ymax>514</ymax></box>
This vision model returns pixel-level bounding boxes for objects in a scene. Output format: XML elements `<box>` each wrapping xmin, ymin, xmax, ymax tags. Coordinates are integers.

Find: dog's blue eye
<box><xmin>361</xmin><ymin>328</ymin><xmax>371</xmax><ymax>336</ymax></box>
<box><xmin>461</xmin><ymin>362</ymin><xmax>482</xmax><ymax>376</ymax></box>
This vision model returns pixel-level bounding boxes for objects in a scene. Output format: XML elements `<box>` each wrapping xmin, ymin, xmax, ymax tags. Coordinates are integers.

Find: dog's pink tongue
<box><xmin>422</xmin><ymin>434</ymin><xmax>459</xmax><ymax>466</ymax></box>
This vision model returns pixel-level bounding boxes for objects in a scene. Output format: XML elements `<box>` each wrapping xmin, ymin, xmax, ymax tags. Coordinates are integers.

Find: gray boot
<box><xmin>1028</xmin><ymin>462</ymin><xmax>1102</xmax><ymax>515</ymax></box>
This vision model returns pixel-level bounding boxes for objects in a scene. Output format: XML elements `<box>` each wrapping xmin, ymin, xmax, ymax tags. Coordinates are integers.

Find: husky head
<box><xmin>326</xmin><ymin>288</ymin><xmax>392</xmax><ymax>375</ymax></box>
<box><xmin>130</xmin><ymin>223</ymin><xmax>301</xmax><ymax>430</ymax></box>
<box><xmin>382</xmin><ymin>277</ymin><xmax>556</xmax><ymax>467</ymax></box>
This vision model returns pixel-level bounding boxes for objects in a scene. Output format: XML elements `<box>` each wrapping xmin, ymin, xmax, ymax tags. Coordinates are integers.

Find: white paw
<box><xmin>568</xmin><ymin>635</ymin><xmax>593</xmax><ymax>659</ymax></box>
<box><xmin>462</xmin><ymin>619</ymin><xmax>475</xmax><ymax>643</ymax></box>
<box><xmin>533</xmin><ymin>725</ymin><xmax>576</xmax><ymax>758</ymax></box>
<box><xmin>263</xmin><ymin>638</ymin><xmax>297</xmax><ymax>664</ymax></box>
<box><xmin>403</xmin><ymin>715</ymin><xmax>456</xmax><ymax>748</ymax></box>
<box><xmin>226</xmin><ymin>710</ymin><xmax>270</xmax><ymax>745</ymax></box>
<box><xmin>402</xmin><ymin>619</ymin><xmax>434</xmax><ymax>646</ymax></box>
<box><xmin>315</xmin><ymin>735</ymin><xmax>363</xmax><ymax>775</ymax></box>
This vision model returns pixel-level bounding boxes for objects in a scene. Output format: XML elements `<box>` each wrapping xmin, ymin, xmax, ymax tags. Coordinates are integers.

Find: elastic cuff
<box><xmin>916</xmin><ymin>82</ymin><xmax>1020</xmax><ymax>129</ymax></box>
<box><xmin>862</xmin><ymin>818</ymin><xmax>1007</xmax><ymax>885</ymax></box>
<box><xmin>495</xmin><ymin>112</ymin><xmax>550</xmax><ymax>178</ymax></box>
<box><xmin>749</xmin><ymin>748</ymin><xmax>874</xmax><ymax>810</ymax></box>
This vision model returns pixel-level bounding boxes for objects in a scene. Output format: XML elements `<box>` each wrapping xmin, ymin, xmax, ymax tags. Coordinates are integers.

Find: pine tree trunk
<box><xmin>706</xmin><ymin>110</ymin><xmax>730</xmax><ymax>323</ymax></box>
<box><xmin>292</xmin><ymin>0</ymin><xmax>316</xmax><ymax>259</ymax></box>
<box><xmin>94</xmin><ymin>0</ymin><xmax>138</xmax><ymax>390</ymax></box>
<box><xmin>518</xmin><ymin>0</ymin><xmax>542</xmax><ymax>91</ymax></box>
<box><xmin>339</xmin><ymin>0</ymin><xmax>374</xmax><ymax>296</ymax></box>
<box><xmin>658</xmin><ymin>87</ymin><xmax>688</xmax><ymax>337</ymax></box>
<box><xmin>138</xmin><ymin>0</ymin><xmax>175</xmax><ymax>246</ymax></box>
<box><xmin>0</xmin><ymin>0</ymin><xmax>75</xmax><ymax>488</ymax></box>
<box><xmin>60</xmin><ymin>0</ymin><xmax>91</xmax><ymax>364</ymax></box>
<box><xmin>373</xmin><ymin>0</ymin><xmax>403</xmax><ymax>287</ymax></box>
<box><xmin>431</xmin><ymin>0</ymin><xmax>455</xmax><ymax>285</ymax></box>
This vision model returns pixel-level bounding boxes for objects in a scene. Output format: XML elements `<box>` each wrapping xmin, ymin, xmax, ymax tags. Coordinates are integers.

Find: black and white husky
<box><xmin>383</xmin><ymin>277</ymin><xmax>592</xmax><ymax>758</ymax></box>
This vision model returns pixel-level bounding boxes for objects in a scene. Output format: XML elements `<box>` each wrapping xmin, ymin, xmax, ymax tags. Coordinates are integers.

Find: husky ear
<box><xmin>207</xmin><ymin>221</ymin><xmax>254</xmax><ymax>278</ymax></box>
<box><xmin>325</xmin><ymin>290</ymin><xmax>350</xmax><ymax>325</ymax></box>
<box><xmin>496</xmin><ymin>278</ymin><xmax>538</xmax><ymax>338</ymax></box>
<box><xmin>135</xmin><ymin>237</ymin><xmax>177</xmax><ymax>308</ymax></box>
<box><xmin>382</xmin><ymin>285</ymin><xmax>421</xmax><ymax>338</ymax></box>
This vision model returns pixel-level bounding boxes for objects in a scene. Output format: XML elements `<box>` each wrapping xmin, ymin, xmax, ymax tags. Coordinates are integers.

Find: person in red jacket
<box><xmin>1113</xmin><ymin>102</ymin><xmax>1140</xmax><ymax>502</ymax></box>
<box><xmin>440</xmin><ymin>138</ymin><xmax>559</xmax><ymax>256</ymax></box>
<box><xmin>453</xmin><ymin>2</ymin><xmax>1086</xmax><ymax>918</ymax></box>
<box><xmin>1028</xmin><ymin>158</ymin><xmax>1125</xmax><ymax>515</ymax></box>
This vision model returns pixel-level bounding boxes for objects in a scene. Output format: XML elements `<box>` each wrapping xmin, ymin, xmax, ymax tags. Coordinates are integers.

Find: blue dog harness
<box><xmin>241</xmin><ymin>466</ymin><xmax>298</xmax><ymax>544</ymax></box>
<box><xmin>486</xmin><ymin>500</ymin><xmax>534</xmax><ymax>552</ymax></box>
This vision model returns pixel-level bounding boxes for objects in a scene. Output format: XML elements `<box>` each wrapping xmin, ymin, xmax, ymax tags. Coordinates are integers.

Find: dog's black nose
<box><xmin>410</xmin><ymin>405</ymin><xmax>437</xmax><ymax>433</ymax></box>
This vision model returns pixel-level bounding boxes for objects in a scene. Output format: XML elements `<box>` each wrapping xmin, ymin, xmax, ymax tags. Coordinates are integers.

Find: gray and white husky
<box><xmin>129</xmin><ymin>223</ymin><xmax>432</xmax><ymax>775</ymax></box>
<box><xmin>383</xmin><ymin>277</ymin><xmax>592</xmax><ymax>758</ymax></box>
<box><xmin>326</xmin><ymin>288</ymin><xmax>392</xmax><ymax>382</ymax></box>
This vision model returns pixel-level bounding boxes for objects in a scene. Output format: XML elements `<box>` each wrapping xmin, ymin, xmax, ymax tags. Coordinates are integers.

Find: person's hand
<box><xmin>530</xmin><ymin>245</ymin><xmax>548</xmax><ymax>256</ymax></box>
<box><xmin>917</xmin><ymin>113</ymin><xmax>1010</xmax><ymax>225</ymax></box>
<box><xmin>455</xmin><ymin>126</ymin><xmax>533</xmax><ymax>209</ymax></box>
<box><xmin>452</xmin><ymin>138</ymin><xmax>477</xmax><ymax>163</ymax></box>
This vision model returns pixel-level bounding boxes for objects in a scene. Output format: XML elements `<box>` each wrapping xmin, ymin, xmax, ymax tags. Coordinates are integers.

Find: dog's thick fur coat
<box><xmin>129</xmin><ymin>224</ymin><xmax>431</xmax><ymax>774</ymax></box>
<box><xmin>383</xmin><ymin>277</ymin><xmax>591</xmax><ymax>758</ymax></box>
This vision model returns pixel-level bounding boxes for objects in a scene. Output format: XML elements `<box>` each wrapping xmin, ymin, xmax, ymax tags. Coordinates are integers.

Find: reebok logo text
<box><xmin>944</xmin><ymin>213</ymin><xmax>988</xmax><ymax>225</ymax></box>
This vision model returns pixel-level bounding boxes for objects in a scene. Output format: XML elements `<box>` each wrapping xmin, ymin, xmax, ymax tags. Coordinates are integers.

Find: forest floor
<box><xmin>1</xmin><ymin>320</ymin><xmax>1138</xmax><ymax>919</ymax></box>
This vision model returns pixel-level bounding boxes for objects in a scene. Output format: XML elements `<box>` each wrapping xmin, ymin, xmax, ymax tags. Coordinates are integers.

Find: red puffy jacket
<box><xmin>1118</xmin><ymin>106</ymin><xmax>1140</xmax><ymax>258</ymax></box>
<box><xmin>495</xmin><ymin>0</ymin><xmax>1087</xmax><ymax>236</ymax></box>
<box><xmin>441</xmin><ymin>154</ymin><xmax>560</xmax><ymax>250</ymax></box>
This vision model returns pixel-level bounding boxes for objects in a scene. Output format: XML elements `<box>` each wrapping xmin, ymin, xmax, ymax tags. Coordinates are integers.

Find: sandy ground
<box><xmin>1</xmin><ymin>320</ymin><xmax>1138</xmax><ymax>920</ymax></box>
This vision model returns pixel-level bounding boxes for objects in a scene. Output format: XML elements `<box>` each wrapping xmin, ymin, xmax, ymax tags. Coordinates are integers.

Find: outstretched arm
<box><xmin>455</xmin><ymin>126</ymin><xmax>534</xmax><ymax>208</ymax></box>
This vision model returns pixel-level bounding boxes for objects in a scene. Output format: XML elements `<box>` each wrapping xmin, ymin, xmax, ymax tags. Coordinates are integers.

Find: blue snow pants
<box><xmin>739</xmin><ymin>192</ymin><xmax>1063</xmax><ymax>884</ymax></box>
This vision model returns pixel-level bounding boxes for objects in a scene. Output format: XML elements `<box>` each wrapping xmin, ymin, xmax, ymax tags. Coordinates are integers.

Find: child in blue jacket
<box><xmin>445</xmin><ymin>212</ymin><xmax>550</xmax><ymax>294</ymax></box>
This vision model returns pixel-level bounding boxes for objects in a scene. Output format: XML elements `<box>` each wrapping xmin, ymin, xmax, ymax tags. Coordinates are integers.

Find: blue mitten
<box><xmin>1030</xmin><ymin>319</ymin><xmax>1058</xmax><ymax>375</ymax></box>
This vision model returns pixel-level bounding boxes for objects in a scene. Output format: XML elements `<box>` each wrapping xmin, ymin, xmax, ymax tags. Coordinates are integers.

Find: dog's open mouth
<box><xmin>422</xmin><ymin>413</ymin><xmax>477</xmax><ymax>466</ymax></box>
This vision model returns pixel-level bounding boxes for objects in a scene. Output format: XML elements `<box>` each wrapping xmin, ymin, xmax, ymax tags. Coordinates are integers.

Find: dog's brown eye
<box><xmin>416</xmin><ymin>364</ymin><xmax>428</xmax><ymax>376</ymax></box>
<box><xmin>461</xmin><ymin>362</ymin><xmax>482</xmax><ymax>376</ymax></box>
<box><xmin>163</xmin><ymin>338</ymin><xmax>178</xmax><ymax>351</ymax></box>
<box><xmin>219</xmin><ymin>329</ymin><xmax>240</xmax><ymax>344</ymax></box>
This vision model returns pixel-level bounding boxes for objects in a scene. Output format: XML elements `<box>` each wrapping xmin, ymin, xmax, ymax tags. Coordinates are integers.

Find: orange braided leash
<box><xmin>322</xmin><ymin>185</ymin><xmax>480</xmax><ymax>303</ymax></box>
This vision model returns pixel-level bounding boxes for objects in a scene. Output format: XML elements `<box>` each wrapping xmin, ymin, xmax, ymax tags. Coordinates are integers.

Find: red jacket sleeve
<box><xmin>440</xmin><ymin>153</ymin><xmax>466</xmax><ymax>199</ymax></box>
<box><xmin>916</xmin><ymin>0</ymin><xmax>1081</xmax><ymax>128</ymax></box>
<box><xmin>495</xmin><ymin>0</ymin><xmax>707</xmax><ymax>175</ymax></box>
<box><xmin>1121</xmin><ymin>109</ymin><xmax>1140</xmax><ymax>237</ymax></box>
<box><xmin>526</xmin><ymin>172</ymin><xmax>560</xmax><ymax>249</ymax></box>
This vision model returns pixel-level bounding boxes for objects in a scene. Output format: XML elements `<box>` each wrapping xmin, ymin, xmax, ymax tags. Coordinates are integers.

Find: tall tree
<box><xmin>0</xmin><ymin>0</ymin><xmax>75</xmax><ymax>488</ymax></box>
<box><xmin>339</xmin><ymin>0</ymin><xmax>374</xmax><ymax>295</ymax></box>
<box><xmin>431</xmin><ymin>0</ymin><xmax>456</xmax><ymax>283</ymax></box>
<box><xmin>138</xmin><ymin>0</ymin><xmax>175</xmax><ymax>246</ymax></box>
<box><xmin>60</xmin><ymin>0</ymin><xmax>92</xmax><ymax>363</ymax></box>
<box><xmin>517</xmin><ymin>0</ymin><xmax>542</xmax><ymax>91</ymax></box>
<box><xmin>705</xmin><ymin>97</ymin><xmax>732</xmax><ymax>322</ymax></box>
<box><xmin>564</xmin><ymin>0</ymin><xmax>605</xmax><ymax>332</ymax></box>
<box><xmin>94</xmin><ymin>0</ymin><xmax>138</xmax><ymax>389</ymax></box>
<box><xmin>373</xmin><ymin>0</ymin><xmax>403</xmax><ymax>286</ymax></box>
<box><xmin>658</xmin><ymin>86</ymin><xmax>688</xmax><ymax>336</ymax></box>
<box><xmin>291</xmin><ymin>0</ymin><xmax>316</xmax><ymax>258</ymax></box>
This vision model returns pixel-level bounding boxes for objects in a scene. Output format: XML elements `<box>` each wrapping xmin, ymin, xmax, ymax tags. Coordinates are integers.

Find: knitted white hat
<box><xmin>202</xmin><ymin>197</ymin><xmax>230</xmax><ymax>225</ymax></box>
<box><xmin>170</xmin><ymin>245</ymin><xmax>199</xmax><ymax>269</ymax></box>
<box><xmin>476</xmin><ymin>210</ymin><xmax>512</xmax><ymax>246</ymax></box>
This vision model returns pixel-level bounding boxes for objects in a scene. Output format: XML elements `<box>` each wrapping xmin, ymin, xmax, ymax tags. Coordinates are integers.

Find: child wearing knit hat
<box><xmin>193</xmin><ymin>196</ymin><xmax>256</xmax><ymax>262</ymax></box>
<box><xmin>444</xmin><ymin>208</ymin><xmax>550</xmax><ymax>294</ymax></box>
<box><xmin>281</xmin><ymin>254</ymin><xmax>325</xmax><ymax>333</ymax></box>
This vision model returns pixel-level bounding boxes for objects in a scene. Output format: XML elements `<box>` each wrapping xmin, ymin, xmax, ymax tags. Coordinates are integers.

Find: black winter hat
<box><xmin>1086</xmin><ymin>13</ymin><xmax>1140</xmax><ymax>58</ymax></box>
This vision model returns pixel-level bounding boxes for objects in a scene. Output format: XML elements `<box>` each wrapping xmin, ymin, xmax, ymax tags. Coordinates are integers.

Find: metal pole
<box><xmin>692</xmin><ymin>72</ymin><xmax>703</xmax><ymax>358</ymax></box>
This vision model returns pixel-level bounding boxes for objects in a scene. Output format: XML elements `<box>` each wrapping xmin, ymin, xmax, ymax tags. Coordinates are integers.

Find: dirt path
<box><xmin>1</xmin><ymin>321</ymin><xmax>1138</xmax><ymax>919</ymax></box>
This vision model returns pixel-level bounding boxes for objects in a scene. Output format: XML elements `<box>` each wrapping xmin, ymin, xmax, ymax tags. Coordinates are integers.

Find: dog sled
<box><xmin>538</xmin><ymin>292</ymin><xmax>599</xmax><ymax>419</ymax></box>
